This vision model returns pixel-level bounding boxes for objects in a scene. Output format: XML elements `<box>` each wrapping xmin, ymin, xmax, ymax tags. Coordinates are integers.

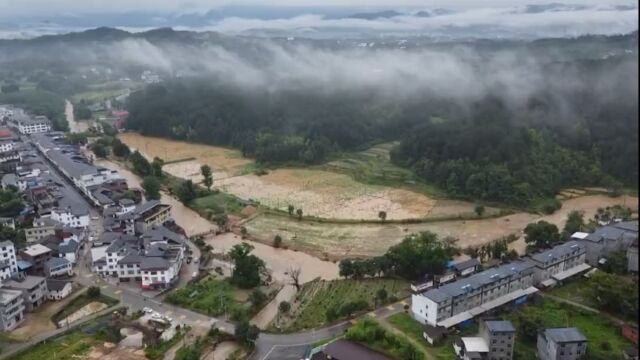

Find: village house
<box><xmin>578</xmin><ymin>221</ymin><xmax>638</xmax><ymax>265</ymax></box>
<box><xmin>528</xmin><ymin>241</ymin><xmax>590</xmax><ymax>288</ymax></box>
<box><xmin>46</xmin><ymin>279</ymin><xmax>73</xmax><ymax>300</ymax></box>
<box><xmin>453</xmin><ymin>320</ymin><xmax>516</xmax><ymax>360</ymax></box>
<box><xmin>3</xmin><ymin>275</ymin><xmax>48</xmax><ymax>312</ymax></box>
<box><xmin>0</xmin><ymin>287</ymin><xmax>25</xmax><ymax>331</ymax></box>
<box><xmin>19</xmin><ymin>244</ymin><xmax>52</xmax><ymax>275</ymax></box>
<box><xmin>537</xmin><ymin>328</ymin><xmax>587</xmax><ymax>360</ymax></box>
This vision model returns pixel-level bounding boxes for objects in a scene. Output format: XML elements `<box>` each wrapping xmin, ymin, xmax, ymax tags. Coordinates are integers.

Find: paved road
<box><xmin>250</xmin><ymin>299</ymin><xmax>409</xmax><ymax>360</ymax></box>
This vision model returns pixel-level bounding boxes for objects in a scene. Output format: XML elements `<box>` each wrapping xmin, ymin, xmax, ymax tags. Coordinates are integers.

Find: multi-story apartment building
<box><xmin>32</xmin><ymin>134</ymin><xmax>126</xmax><ymax>204</ymax></box>
<box><xmin>4</xmin><ymin>276</ymin><xmax>48</xmax><ymax>311</ymax></box>
<box><xmin>412</xmin><ymin>260</ymin><xmax>538</xmax><ymax>328</ymax></box>
<box><xmin>537</xmin><ymin>328</ymin><xmax>587</xmax><ymax>360</ymax></box>
<box><xmin>17</xmin><ymin>115</ymin><xmax>52</xmax><ymax>135</ymax></box>
<box><xmin>528</xmin><ymin>241</ymin><xmax>590</xmax><ymax>287</ymax></box>
<box><xmin>0</xmin><ymin>241</ymin><xmax>18</xmax><ymax>280</ymax></box>
<box><xmin>453</xmin><ymin>320</ymin><xmax>516</xmax><ymax>360</ymax></box>
<box><xmin>579</xmin><ymin>221</ymin><xmax>638</xmax><ymax>265</ymax></box>
<box><xmin>0</xmin><ymin>288</ymin><xmax>25</xmax><ymax>331</ymax></box>
<box><xmin>133</xmin><ymin>200</ymin><xmax>172</xmax><ymax>234</ymax></box>
<box><xmin>24</xmin><ymin>218</ymin><xmax>59</xmax><ymax>243</ymax></box>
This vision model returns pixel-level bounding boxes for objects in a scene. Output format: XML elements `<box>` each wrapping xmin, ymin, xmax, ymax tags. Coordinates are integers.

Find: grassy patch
<box><xmin>283</xmin><ymin>279</ymin><xmax>409</xmax><ymax>331</ymax></box>
<box><xmin>191</xmin><ymin>191</ymin><xmax>245</xmax><ymax>217</ymax></box>
<box><xmin>51</xmin><ymin>293</ymin><xmax>118</xmax><ymax>325</ymax></box>
<box><xmin>165</xmin><ymin>276</ymin><xmax>243</xmax><ymax>317</ymax></box>
<box><xmin>547</xmin><ymin>278</ymin><xmax>598</xmax><ymax>308</ymax></box>
<box><xmin>145</xmin><ymin>330</ymin><xmax>186</xmax><ymax>360</ymax></box>
<box><xmin>505</xmin><ymin>298</ymin><xmax>633</xmax><ymax>359</ymax></box>
<box><xmin>7</xmin><ymin>331</ymin><xmax>99</xmax><ymax>360</ymax></box>
<box><xmin>70</xmin><ymin>88</ymin><xmax>128</xmax><ymax>103</ymax></box>
<box><xmin>321</xmin><ymin>142</ymin><xmax>445</xmax><ymax>198</ymax></box>
<box><xmin>386</xmin><ymin>312</ymin><xmax>460</xmax><ymax>360</ymax></box>
<box><xmin>346</xmin><ymin>318</ymin><xmax>426</xmax><ymax>360</ymax></box>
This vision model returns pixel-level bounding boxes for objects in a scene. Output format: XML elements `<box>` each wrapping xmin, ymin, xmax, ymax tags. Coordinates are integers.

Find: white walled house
<box><xmin>44</xmin><ymin>257</ymin><xmax>73</xmax><ymax>277</ymax></box>
<box><xmin>0</xmin><ymin>140</ymin><xmax>13</xmax><ymax>153</ymax></box>
<box><xmin>17</xmin><ymin>116</ymin><xmax>51</xmax><ymax>135</ymax></box>
<box><xmin>0</xmin><ymin>288</ymin><xmax>25</xmax><ymax>331</ymax></box>
<box><xmin>46</xmin><ymin>279</ymin><xmax>73</xmax><ymax>300</ymax></box>
<box><xmin>51</xmin><ymin>206</ymin><xmax>90</xmax><ymax>228</ymax></box>
<box><xmin>0</xmin><ymin>241</ymin><xmax>18</xmax><ymax>280</ymax></box>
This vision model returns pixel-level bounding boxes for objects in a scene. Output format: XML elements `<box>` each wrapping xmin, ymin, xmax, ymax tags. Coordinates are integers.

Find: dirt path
<box><xmin>251</xmin><ymin>285</ymin><xmax>298</xmax><ymax>329</ymax></box>
<box><xmin>377</xmin><ymin>317</ymin><xmax>434</xmax><ymax>359</ymax></box>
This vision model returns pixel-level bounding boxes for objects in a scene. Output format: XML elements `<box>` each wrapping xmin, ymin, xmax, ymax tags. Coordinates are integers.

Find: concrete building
<box><xmin>24</xmin><ymin>218</ymin><xmax>59</xmax><ymax>243</ymax></box>
<box><xmin>0</xmin><ymin>288</ymin><xmax>25</xmax><ymax>331</ymax></box>
<box><xmin>537</xmin><ymin>328</ymin><xmax>587</xmax><ymax>360</ymax></box>
<box><xmin>579</xmin><ymin>221</ymin><xmax>638</xmax><ymax>265</ymax></box>
<box><xmin>133</xmin><ymin>200</ymin><xmax>171</xmax><ymax>234</ymax></box>
<box><xmin>0</xmin><ymin>140</ymin><xmax>13</xmax><ymax>153</ymax></box>
<box><xmin>44</xmin><ymin>257</ymin><xmax>73</xmax><ymax>277</ymax></box>
<box><xmin>412</xmin><ymin>260</ymin><xmax>538</xmax><ymax>328</ymax></box>
<box><xmin>528</xmin><ymin>241</ymin><xmax>590</xmax><ymax>287</ymax></box>
<box><xmin>51</xmin><ymin>205</ymin><xmax>90</xmax><ymax>228</ymax></box>
<box><xmin>46</xmin><ymin>279</ymin><xmax>73</xmax><ymax>300</ymax></box>
<box><xmin>17</xmin><ymin>115</ymin><xmax>51</xmax><ymax>134</ymax></box>
<box><xmin>453</xmin><ymin>258</ymin><xmax>481</xmax><ymax>278</ymax></box>
<box><xmin>3</xmin><ymin>276</ymin><xmax>48</xmax><ymax>312</ymax></box>
<box><xmin>19</xmin><ymin>244</ymin><xmax>53</xmax><ymax>275</ymax></box>
<box><xmin>0</xmin><ymin>241</ymin><xmax>18</xmax><ymax>280</ymax></box>
<box><xmin>453</xmin><ymin>320</ymin><xmax>516</xmax><ymax>360</ymax></box>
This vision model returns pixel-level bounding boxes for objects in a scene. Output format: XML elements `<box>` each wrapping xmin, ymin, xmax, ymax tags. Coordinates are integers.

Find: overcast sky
<box><xmin>0</xmin><ymin>0</ymin><xmax>636</xmax><ymax>17</ymax></box>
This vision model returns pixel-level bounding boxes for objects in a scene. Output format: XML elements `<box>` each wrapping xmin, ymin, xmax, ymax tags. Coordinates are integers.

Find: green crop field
<box><xmin>165</xmin><ymin>276</ymin><xmax>242</xmax><ymax>317</ymax></box>
<box><xmin>7</xmin><ymin>331</ymin><xmax>99</xmax><ymax>360</ymax></box>
<box><xmin>283</xmin><ymin>278</ymin><xmax>409</xmax><ymax>331</ymax></box>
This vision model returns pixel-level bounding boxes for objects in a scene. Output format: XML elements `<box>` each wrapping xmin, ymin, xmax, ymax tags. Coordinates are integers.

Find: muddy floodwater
<box><xmin>95</xmin><ymin>159</ymin><xmax>340</xmax><ymax>281</ymax></box>
<box><xmin>95</xmin><ymin>159</ymin><xmax>216</xmax><ymax>236</ymax></box>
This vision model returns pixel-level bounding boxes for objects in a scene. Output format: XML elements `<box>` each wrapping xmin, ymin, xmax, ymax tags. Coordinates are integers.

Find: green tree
<box><xmin>229</xmin><ymin>243</ymin><xmax>265</xmax><ymax>289</ymax></box>
<box><xmin>112</xmin><ymin>140</ymin><xmax>131</xmax><ymax>157</ymax></box>
<box><xmin>296</xmin><ymin>208</ymin><xmax>303</xmax><ymax>220</ymax></box>
<box><xmin>141</xmin><ymin>176</ymin><xmax>161</xmax><ymax>200</ymax></box>
<box><xmin>234</xmin><ymin>320</ymin><xmax>259</xmax><ymax>348</ymax></box>
<box><xmin>384</xmin><ymin>231</ymin><xmax>457</xmax><ymax>280</ymax></box>
<box><xmin>287</xmin><ymin>204</ymin><xmax>294</xmax><ymax>216</ymax></box>
<box><xmin>130</xmin><ymin>151</ymin><xmax>152</xmax><ymax>176</ymax></box>
<box><xmin>87</xmin><ymin>286</ymin><xmax>101</xmax><ymax>298</ymax></box>
<box><xmin>273</xmin><ymin>235</ymin><xmax>283</xmax><ymax>248</ymax></box>
<box><xmin>90</xmin><ymin>142</ymin><xmax>108</xmax><ymax>158</ymax></box>
<box><xmin>562</xmin><ymin>210</ymin><xmax>585</xmax><ymax>239</ymax></box>
<box><xmin>376</xmin><ymin>288</ymin><xmax>388</xmax><ymax>306</ymax></box>
<box><xmin>0</xmin><ymin>188</ymin><xmax>24</xmax><ymax>218</ymax></box>
<box><xmin>278</xmin><ymin>301</ymin><xmax>291</xmax><ymax>314</ymax></box>
<box><xmin>200</xmin><ymin>165</ymin><xmax>213</xmax><ymax>191</ymax></box>
<box><xmin>378</xmin><ymin>211</ymin><xmax>387</xmax><ymax>222</ymax></box>
<box><xmin>249</xmin><ymin>289</ymin><xmax>267</xmax><ymax>309</ymax></box>
<box><xmin>474</xmin><ymin>205</ymin><xmax>485</xmax><ymax>217</ymax></box>
<box><xmin>524</xmin><ymin>221</ymin><xmax>560</xmax><ymax>250</ymax></box>
<box><xmin>177</xmin><ymin>180</ymin><xmax>198</xmax><ymax>204</ymax></box>
<box><xmin>151</xmin><ymin>157</ymin><xmax>164</xmax><ymax>177</ymax></box>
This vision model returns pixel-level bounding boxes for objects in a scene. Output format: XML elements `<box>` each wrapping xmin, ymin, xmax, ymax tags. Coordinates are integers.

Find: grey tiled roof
<box><xmin>422</xmin><ymin>260</ymin><xmax>535</xmax><ymax>303</ymax></box>
<box><xmin>452</xmin><ymin>258</ymin><xmax>480</xmax><ymax>272</ymax></box>
<box><xmin>45</xmin><ymin>257</ymin><xmax>70</xmax><ymax>269</ymax></box>
<box><xmin>58</xmin><ymin>240</ymin><xmax>79</xmax><ymax>253</ymax></box>
<box><xmin>530</xmin><ymin>241</ymin><xmax>585</xmax><ymax>264</ymax></box>
<box><xmin>484</xmin><ymin>320</ymin><xmax>515</xmax><ymax>333</ymax></box>
<box><xmin>140</xmin><ymin>257</ymin><xmax>170</xmax><ymax>271</ymax></box>
<box><xmin>46</xmin><ymin>279</ymin><xmax>72</xmax><ymax>292</ymax></box>
<box><xmin>544</xmin><ymin>328</ymin><xmax>587</xmax><ymax>343</ymax></box>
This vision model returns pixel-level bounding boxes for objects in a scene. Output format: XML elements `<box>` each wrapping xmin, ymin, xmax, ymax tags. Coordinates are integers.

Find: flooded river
<box><xmin>95</xmin><ymin>159</ymin><xmax>340</xmax><ymax>282</ymax></box>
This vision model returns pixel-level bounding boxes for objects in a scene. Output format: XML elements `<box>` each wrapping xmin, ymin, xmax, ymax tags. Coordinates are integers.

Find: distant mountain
<box><xmin>414</xmin><ymin>9</ymin><xmax>455</xmax><ymax>17</ymax></box>
<box><xmin>346</xmin><ymin>10</ymin><xmax>403</xmax><ymax>20</ymax></box>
